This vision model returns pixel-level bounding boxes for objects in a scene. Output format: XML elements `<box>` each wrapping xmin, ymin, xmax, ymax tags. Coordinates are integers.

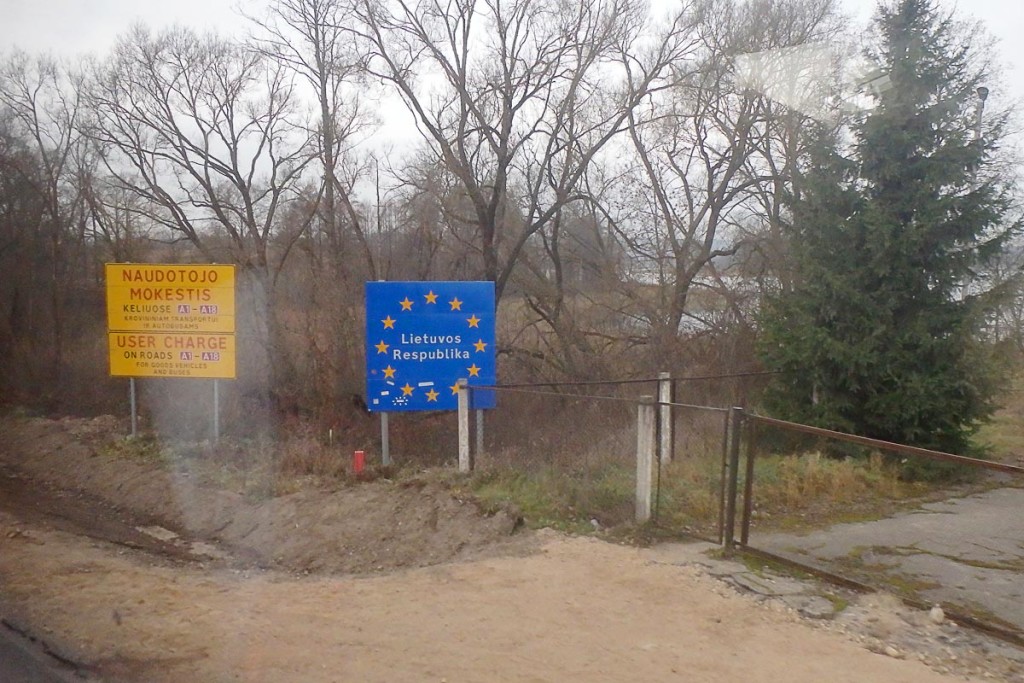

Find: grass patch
<box><xmin>458</xmin><ymin>445</ymin><xmax>925</xmax><ymax>539</ymax></box>
<box><xmin>876</xmin><ymin>572</ymin><xmax>943</xmax><ymax>596</ymax></box>
<box><xmin>656</xmin><ymin>450</ymin><xmax>928</xmax><ymax>535</ymax></box>
<box><xmin>466</xmin><ymin>462</ymin><xmax>634</xmax><ymax>534</ymax></box>
<box><xmin>649</xmin><ymin>456</ymin><xmax>725</xmax><ymax>537</ymax></box>
<box><xmin>738</xmin><ymin>551</ymin><xmax>814</xmax><ymax>580</ymax></box>
<box><xmin>740</xmin><ymin>452</ymin><xmax>933</xmax><ymax>531</ymax></box>
<box><xmin>97</xmin><ymin>435</ymin><xmax>166</xmax><ymax>462</ymax></box>
<box><xmin>822</xmin><ymin>592</ymin><xmax>850</xmax><ymax>613</ymax></box>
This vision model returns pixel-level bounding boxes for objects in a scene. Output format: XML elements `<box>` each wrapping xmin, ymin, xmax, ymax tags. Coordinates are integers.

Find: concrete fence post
<box><xmin>636</xmin><ymin>395</ymin><xmax>656</xmax><ymax>523</ymax></box>
<box><xmin>658</xmin><ymin>372</ymin><xmax>672</xmax><ymax>464</ymax></box>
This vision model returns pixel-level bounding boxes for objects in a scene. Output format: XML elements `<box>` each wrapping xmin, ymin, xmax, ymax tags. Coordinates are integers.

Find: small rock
<box><xmin>780</xmin><ymin>595</ymin><xmax>836</xmax><ymax>620</ymax></box>
<box><xmin>884</xmin><ymin>645</ymin><xmax>901</xmax><ymax>658</ymax></box>
<box><xmin>929</xmin><ymin>604</ymin><xmax>945</xmax><ymax>625</ymax></box>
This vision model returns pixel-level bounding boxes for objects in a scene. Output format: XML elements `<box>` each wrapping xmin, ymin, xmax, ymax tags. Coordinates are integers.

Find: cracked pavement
<box><xmin>751</xmin><ymin>487</ymin><xmax>1024</xmax><ymax>630</ymax></box>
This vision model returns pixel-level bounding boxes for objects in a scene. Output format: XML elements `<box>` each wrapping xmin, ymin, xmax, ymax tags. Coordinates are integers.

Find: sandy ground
<box><xmin>0</xmin><ymin>514</ymin><xmax>985</xmax><ymax>683</ymax></box>
<box><xmin>0</xmin><ymin>415</ymin><xmax>1008</xmax><ymax>682</ymax></box>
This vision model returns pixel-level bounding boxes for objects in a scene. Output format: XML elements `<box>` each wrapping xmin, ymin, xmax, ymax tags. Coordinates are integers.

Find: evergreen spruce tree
<box><xmin>759</xmin><ymin>0</ymin><xmax>1020</xmax><ymax>468</ymax></box>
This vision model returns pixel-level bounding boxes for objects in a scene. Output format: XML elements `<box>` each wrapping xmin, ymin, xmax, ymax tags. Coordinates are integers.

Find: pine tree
<box><xmin>759</xmin><ymin>0</ymin><xmax>1020</xmax><ymax>467</ymax></box>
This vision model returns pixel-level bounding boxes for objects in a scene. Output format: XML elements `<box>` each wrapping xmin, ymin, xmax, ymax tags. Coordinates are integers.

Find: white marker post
<box><xmin>658</xmin><ymin>371</ymin><xmax>672</xmax><ymax>464</ymax></box>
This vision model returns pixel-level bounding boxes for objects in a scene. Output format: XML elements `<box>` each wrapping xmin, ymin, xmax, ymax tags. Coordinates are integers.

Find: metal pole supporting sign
<box><xmin>475</xmin><ymin>408</ymin><xmax>484</xmax><ymax>462</ymax></box>
<box><xmin>213</xmin><ymin>379</ymin><xmax>220</xmax><ymax>442</ymax></box>
<box><xmin>129</xmin><ymin>378</ymin><xmax>138</xmax><ymax>439</ymax></box>
<box><xmin>381</xmin><ymin>412</ymin><xmax>391</xmax><ymax>467</ymax></box>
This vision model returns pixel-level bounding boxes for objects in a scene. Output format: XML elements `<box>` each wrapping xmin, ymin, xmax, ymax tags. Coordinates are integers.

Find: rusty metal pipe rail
<box><xmin>748</xmin><ymin>414</ymin><xmax>1024</xmax><ymax>475</ymax></box>
<box><xmin>738</xmin><ymin>546</ymin><xmax>1024</xmax><ymax>649</ymax></box>
<box><xmin>732</xmin><ymin>413</ymin><xmax>1024</xmax><ymax>648</ymax></box>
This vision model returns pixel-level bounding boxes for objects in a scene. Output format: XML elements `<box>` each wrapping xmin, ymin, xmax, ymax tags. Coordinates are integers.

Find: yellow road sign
<box><xmin>106</xmin><ymin>264</ymin><xmax>235</xmax><ymax>333</ymax></box>
<box><xmin>108</xmin><ymin>332</ymin><xmax>236</xmax><ymax>379</ymax></box>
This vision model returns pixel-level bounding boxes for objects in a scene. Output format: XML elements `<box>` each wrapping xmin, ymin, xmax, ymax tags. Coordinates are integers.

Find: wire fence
<box><xmin>457</xmin><ymin>370</ymin><xmax>772</xmax><ymax>534</ymax></box>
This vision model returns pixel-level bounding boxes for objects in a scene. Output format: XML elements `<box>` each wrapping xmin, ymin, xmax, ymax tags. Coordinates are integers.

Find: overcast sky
<box><xmin>0</xmin><ymin>0</ymin><xmax>1021</xmax><ymax>117</ymax></box>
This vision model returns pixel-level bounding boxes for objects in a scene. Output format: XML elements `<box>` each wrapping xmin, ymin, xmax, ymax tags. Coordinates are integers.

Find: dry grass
<box><xmin>102</xmin><ymin>428</ymin><xmax>362</xmax><ymax>501</ymax></box>
<box><xmin>464</xmin><ymin>440</ymin><xmax>930</xmax><ymax>539</ymax></box>
<box><xmin>977</xmin><ymin>379</ymin><xmax>1024</xmax><ymax>464</ymax></box>
<box><xmin>104</xmin><ymin>376</ymin><xmax>1014</xmax><ymax>536</ymax></box>
<box><xmin>751</xmin><ymin>451</ymin><xmax>911</xmax><ymax>510</ymax></box>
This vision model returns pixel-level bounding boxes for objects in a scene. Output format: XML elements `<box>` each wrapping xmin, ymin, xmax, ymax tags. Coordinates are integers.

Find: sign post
<box><xmin>106</xmin><ymin>264</ymin><xmax>237</xmax><ymax>439</ymax></box>
<box><xmin>129</xmin><ymin>378</ymin><xmax>138</xmax><ymax>439</ymax></box>
<box><xmin>381</xmin><ymin>413</ymin><xmax>390</xmax><ymax>467</ymax></box>
<box><xmin>213</xmin><ymin>379</ymin><xmax>220</xmax><ymax>441</ymax></box>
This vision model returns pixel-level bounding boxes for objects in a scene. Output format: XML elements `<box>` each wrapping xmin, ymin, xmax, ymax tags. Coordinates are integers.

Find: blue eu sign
<box><xmin>365</xmin><ymin>281</ymin><xmax>496</xmax><ymax>412</ymax></box>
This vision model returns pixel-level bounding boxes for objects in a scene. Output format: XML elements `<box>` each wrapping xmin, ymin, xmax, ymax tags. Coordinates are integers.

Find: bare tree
<box><xmin>249</xmin><ymin>0</ymin><xmax>378</xmax><ymax>279</ymax></box>
<box><xmin>84</xmin><ymin>26</ymin><xmax>314</xmax><ymax>280</ymax></box>
<box><xmin>244</xmin><ymin>0</ymin><xmax>386</xmax><ymax>413</ymax></box>
<box><xmin>347</xmin><ymin>0</ymin><xmax>699</xmax><ymax>301</ymax></box>
<box><xmin>83</xmin><ymin>26</ymin><xmax>317</xmax><ymax>408</ymax></box>
<box><xmin>619</xmin><ymin>0</ymin><xmax>841</xmax><ymax>345</ymax></box>
<box><xmin>0</xmin><ymin>51</ymin><xmax>91</xmax><ymax>386</ymax></box>
<box><xmin>79</xmin><ymin>174</ymin><xmax>154</xmax><ymax>262</ymax></box>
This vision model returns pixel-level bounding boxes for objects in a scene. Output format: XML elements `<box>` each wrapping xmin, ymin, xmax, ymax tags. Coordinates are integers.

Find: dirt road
<box><xmin>0</xmin><ymin>512</ymin><xmax>985</xmax><ymax>683</ymax></box>
<box><xmin>0</xmin><ymin>416</ymin><xmax>1011</xmax><ymax>682</ymax></box>
<box><xmin>0</xmin><ymin>620</ymin><xmax>82</xmax><ymax>683</ymax></box>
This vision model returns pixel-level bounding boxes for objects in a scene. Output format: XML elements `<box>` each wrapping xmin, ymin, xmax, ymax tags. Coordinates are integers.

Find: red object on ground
<box><xmin>353</xmin><ymin>450</ymin><xmax>365</xmax><ymax>474</ymax></box>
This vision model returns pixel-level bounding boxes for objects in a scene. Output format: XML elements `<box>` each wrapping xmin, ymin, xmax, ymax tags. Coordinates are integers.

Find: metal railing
<box><xmin>721</xmin><ymin>408</ymin><xmax>1024</xmax><ymax>646</ymax></box>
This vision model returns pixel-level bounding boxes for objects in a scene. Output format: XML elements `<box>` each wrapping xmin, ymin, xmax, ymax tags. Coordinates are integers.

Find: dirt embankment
<box><xmin>0</xmin><ymin>416</ymin><xmax>524</xmax><ymax>574</ymax></box>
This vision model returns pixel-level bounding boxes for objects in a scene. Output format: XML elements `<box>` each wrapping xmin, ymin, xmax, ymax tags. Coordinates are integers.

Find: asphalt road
<box><xmin>0</xmin><ymin>622</ymin><xmax>86</xmax><ymax>683</ymax></box>
<box><xmin>756</xmin><ymin>486</ymin><xmax>1024</xmax><ymax>631</ymax></box>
